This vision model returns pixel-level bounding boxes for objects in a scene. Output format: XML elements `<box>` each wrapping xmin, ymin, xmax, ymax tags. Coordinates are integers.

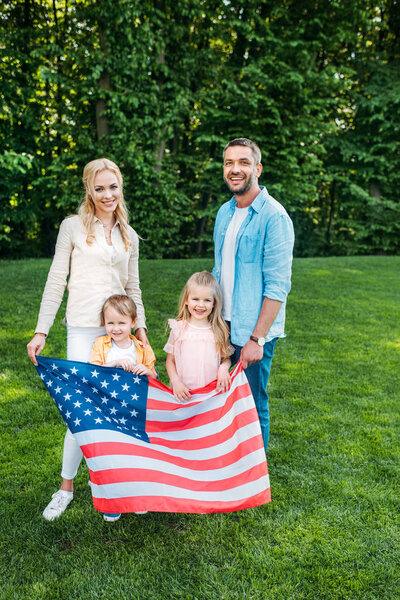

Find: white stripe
<box><xmin>86</xmin><ymin>447</ymin><xmax>267</xmax><ymax>480</ymax></box>
<box><xmin>75</xmin><ymin>419</ymin><xmax>262</xmax><ymax>461</ymax></box>
<box><xmin>91</xmin><ymin>474</ymin><xmax>269</xmax><ymax>502</ymax></box>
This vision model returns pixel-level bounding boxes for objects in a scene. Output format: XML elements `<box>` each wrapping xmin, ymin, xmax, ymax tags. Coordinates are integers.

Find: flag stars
<box><xmin>74</xmin><ymin>400</ymin><xmax>82</xmax><ymax>408</ymax></box>
<box><xmin>70</xmin><ymin>367</ymin><xmax>78</xmax><ymax>375</ymax></box>
<box><xmin>84</xmin><ymin>409</ymin><xmax>92</xmax><ymax>416</ymax></box>
<box><xmin>95</xmin><ymin>417</ymin><xmax>103</xmax><ymax>424</ymax></box>
<box><xmin>63</xmin><ymin>372</ymin><xmax>70</xmax><ymax>379</ymax></box>
<box><xmin>82</xmin><ymin>377</ymin><xmax>88</xmax><ymax>384</ymax></box>
<box><xmin>130</xmin><ymin>409</ymin><xmax>138</xmax><ymax>417</ymax></box>
<box><xmin>110</xmin><ymin>390</ymin><xmax>118</xmax><ymax>399</ymax></box>
<box><xmin>64</xmin><ymin>393</ymin><xmax>72</xmax><ymax>401</ymax></box>
<box><xmin>133</xmin><ymin>376</ymin><xmax>141</xmax><ymax>384</ymax></box>
<box><xmin>122</xmin><ymin>383</ymin><xmax>130</xmax><ymax>391</ymax></box>
<box><xmin>112</xmin><ymin>373</ymin><xmax>120</xmax><ymax>381</ymax></box>
<box><xmin>131</xmin><ymin>393</ymin><xmax>139</xmax><ymax>401</ymax></box>
<box><xmin>51</xmin><ymin>363</ymin><xmax>58</xmax><ymax>370</ymax></box>
<box><xmin>65</xmin><ymin>411</ymin><xmax>71</xmax><ymax>419</ymax></box>
<box><xmin>40</xmin><ymin>373</ymin><xmax>46</xmax><ymax>380</ymax></box>
<box><xmin>85</xmin><ymin>397</ymin><xmax>93</xmax><ymax>403</ymax></box>
<box><xmin>101</xmin><ymin>397</ymin><xmax>108</xmax><ymax>404</ymax></box>
<box><xmin>46</xmin><ymin>379</ymin><xmax>53</xmax><ymax>387</ymax></box>
<box><xmin>74</xmin><ymin>418</ymin><xmax>81</xmax><ymax>426</ymax></box>
<box><xmin>120</xmin><ymin>417</ymin><xmax>127</xmax><ymax>425</ymax></box>
<box><xmin>121</xmin><ymin>400</ymin><xmax>128</xmax><ymax>408</ymax></box>
<box><xmin>91</xmin><ymin>370</ymin><xmax>99</xmax><ymax>378</ymax></box>
<box><xmin>55</xmin><ymin>386</ymin><xmax>62</xmax><ymax>394</ymax></box>
<box><xmin>100</xmin><ymin>380</ymin><xmax>109</xmax><ymax>388</ymax></box>
<box><xmin>110</xmin><ymin>407</ymin><xmax>118</xmax><ymax>415</ymax></box>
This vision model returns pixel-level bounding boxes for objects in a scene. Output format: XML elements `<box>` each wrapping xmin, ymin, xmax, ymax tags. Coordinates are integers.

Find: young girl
<box><xmin>90</xmin><ymin>294</ymin><xmax>156</xmax><ymax>522</ymax></box>
<box><xmin>164</xmin><ymin>271</ymin><xmax>232</xmax><ymax>402</ymax></box>
<box><xmin>90</xmin><ymin>294</ymin><xmax>157</xmax><ymax>377</ymax></box>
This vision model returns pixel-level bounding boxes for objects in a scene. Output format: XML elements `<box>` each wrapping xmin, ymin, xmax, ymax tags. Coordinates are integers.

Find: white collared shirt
<box><xmin>35</xmin><ymin>215</ymin><xmax>146</xmax><ymax>334</ymax></box>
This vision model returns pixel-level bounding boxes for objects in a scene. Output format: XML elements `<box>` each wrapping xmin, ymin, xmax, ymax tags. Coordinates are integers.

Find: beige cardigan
<box><xmin>35</xmin><ymin>215</ymin><xmax>146</xmax><ymax>335</ymax></box>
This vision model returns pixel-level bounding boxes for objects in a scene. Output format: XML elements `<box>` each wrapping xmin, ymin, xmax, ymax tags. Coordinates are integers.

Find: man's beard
<box><xmin>224</xmin><ymin>173</ymin><xmax>256</xmax><ymax>195</ymax></box>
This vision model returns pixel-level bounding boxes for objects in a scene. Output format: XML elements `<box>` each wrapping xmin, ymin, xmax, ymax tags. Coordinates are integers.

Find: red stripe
<box><xmin>89</xmin><ymin>462</ymin><xmax>268</xmax><ymax>491</ymax></box>
<box><xmin>92</xmin><ymin>487</ymin><xmax>270</xmax><ymax>514</ymax></box>
<box><xmin>146</xmin><ymin>382</ymin><xmax>252</xmax><ymax>433</ymax></box>
<box><xmin>148</xmin><ymin>407</ymin><xmax>260</xmax><ymax>450</ymax></box>
<box><xmin>82</xmin><ymin>431</ymin><xmax>264</xmax><ymax>471</ymax></box>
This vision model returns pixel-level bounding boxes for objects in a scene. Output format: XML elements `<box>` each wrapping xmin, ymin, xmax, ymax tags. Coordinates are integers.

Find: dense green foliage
<box><xmin>1</xmin><ymin>1</ymin><xmax>400</xmax><ymax>258</ymax></box>
<box><xmin>1</xmin><ymin>256</ymin><xmax>399</xmax><ymax>598</ymax></box>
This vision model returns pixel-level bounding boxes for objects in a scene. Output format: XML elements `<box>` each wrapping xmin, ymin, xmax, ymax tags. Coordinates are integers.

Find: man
<box><xmin>213</xmin><ymin>138</ymin><xmax>294</xmax><ymax>452</ymax></box>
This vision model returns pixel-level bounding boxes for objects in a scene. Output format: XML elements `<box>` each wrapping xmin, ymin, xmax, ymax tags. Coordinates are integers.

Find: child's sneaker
<box><xmin>103</xmin><ymin>513</ymin><xmax>121</xmax><ymax>522</ymax></box>
<box><xmin>135</xmin><ymin>511</ymin><xmax>148</xmax><ymax>515</ymax></box>
<box><xmin>43</xmin><ymin>490</ymin><xmax>73</xmax><ymax>521</ymax></box>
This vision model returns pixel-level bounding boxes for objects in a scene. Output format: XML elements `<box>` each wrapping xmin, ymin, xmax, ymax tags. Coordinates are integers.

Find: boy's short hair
<box><xmin>100</xmin><ymin>294</ymin><xmax>137</xmax><ymax>326</ymax></box>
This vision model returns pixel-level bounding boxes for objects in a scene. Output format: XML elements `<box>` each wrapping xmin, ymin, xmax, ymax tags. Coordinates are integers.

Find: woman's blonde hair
<box><xmin>176</xmin><ymin>271</ymin><xmax>231</xmax><ymax>359</ymax></box>
<box><xmin>100</xmin><ymin>294</ymin><xmax>137</xmax><ymax>326</ymax></box>
<box><xmin>79</xmin><ymin>158</ymin><xmax>131</xmax><ymax>250</ymax></box>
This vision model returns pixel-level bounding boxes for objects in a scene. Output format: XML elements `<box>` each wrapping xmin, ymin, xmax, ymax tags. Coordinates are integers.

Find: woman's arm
<box><xmin>27</xmin><ymin>218</ymin><xmax>73</xmax><ymax>364</ymax></box>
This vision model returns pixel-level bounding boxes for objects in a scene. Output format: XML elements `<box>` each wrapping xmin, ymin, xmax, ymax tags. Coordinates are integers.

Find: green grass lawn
<box><xmin>0</xmin><ymin>256</ymin><xmax>399</xmax><ymax>600</ymax></box>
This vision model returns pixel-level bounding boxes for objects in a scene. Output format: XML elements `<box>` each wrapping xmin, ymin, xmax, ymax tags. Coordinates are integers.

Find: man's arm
<box><xmin>240</xmin><ymin>297</ymin><xmax>282</xmax><ymax>368</ymax></box>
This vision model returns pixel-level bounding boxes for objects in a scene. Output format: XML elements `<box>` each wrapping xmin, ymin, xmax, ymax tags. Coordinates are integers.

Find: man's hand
<box><xmin>240</xmin><ymin>340</ymin><xmax>263</xmax><ymax>369</ymax></box>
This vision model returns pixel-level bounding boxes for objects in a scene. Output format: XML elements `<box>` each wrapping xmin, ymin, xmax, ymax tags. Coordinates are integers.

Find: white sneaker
<box><xmin>134</xmin><ymin>511</ymin><xmax>148</xmax><ymax>515</ymax></box>
<box><xmin>43</xmin><ymin>490</ymin><xmax>73</xmax><ymax>521</ymax></box>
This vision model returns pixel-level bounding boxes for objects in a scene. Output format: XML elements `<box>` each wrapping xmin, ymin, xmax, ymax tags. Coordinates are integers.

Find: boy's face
<box><xmin>104</xmin><ymin>306</ymin><xmax>136</xmax><ymax>344</ymax></box>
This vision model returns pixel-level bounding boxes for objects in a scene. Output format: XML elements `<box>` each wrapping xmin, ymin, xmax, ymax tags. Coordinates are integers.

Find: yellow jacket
<box><xmin>90</xmin><ymin>334</ymin><xmax>157</xmax><ymax>377</ymax></box>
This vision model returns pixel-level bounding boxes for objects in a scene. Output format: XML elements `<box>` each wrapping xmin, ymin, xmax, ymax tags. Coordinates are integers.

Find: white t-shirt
<box><xmin>220</xmin><ymin>206</ymin><xmax>248</xmax><ymax>321</ymax></box>
<box><xmin>106</xmin><ymin>340</ymin><xmax>137</xmax><ymax>365</ymax></box>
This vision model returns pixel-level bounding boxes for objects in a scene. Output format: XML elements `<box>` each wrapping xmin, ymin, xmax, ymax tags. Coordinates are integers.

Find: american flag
<box><xmin>35</xmin><ymin>356</ymin><xmax>271</xmax><ymax>514</ymax></box>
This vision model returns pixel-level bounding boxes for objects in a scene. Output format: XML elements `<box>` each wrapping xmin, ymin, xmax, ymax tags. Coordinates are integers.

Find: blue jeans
<box><xmin>232</xmin><ymin>338</ymin><xmax>277</xmax><ymax>453</ymax></box>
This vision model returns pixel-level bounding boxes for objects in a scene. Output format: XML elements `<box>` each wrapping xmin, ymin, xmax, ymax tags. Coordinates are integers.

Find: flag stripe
<box><xmin>82</xmin><ymin>434</ymin><xmax>264</xmax><ymax>470</ymax></box>
<box><xmin>89</xmin><ymin>461</ymin><xmax>268</xmax><ymax>491</ymax></box>
<box><xmin>92</xmin><ymin>488</ymin><xmax>271</xmax><ymax>514</ymax></box>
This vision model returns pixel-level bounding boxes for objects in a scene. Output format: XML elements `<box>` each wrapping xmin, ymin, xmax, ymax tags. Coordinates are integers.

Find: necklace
<box><xmin>100</xmin><ymin>218</ymin><xmax>115</xmax><ymax>245</ymax></box>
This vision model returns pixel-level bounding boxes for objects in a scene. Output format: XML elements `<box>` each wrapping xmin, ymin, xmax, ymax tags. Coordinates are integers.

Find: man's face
<box><xmin>223</xmin><ymin>146</ymin><xmax>262</xmax><ymax>195</ymax></box>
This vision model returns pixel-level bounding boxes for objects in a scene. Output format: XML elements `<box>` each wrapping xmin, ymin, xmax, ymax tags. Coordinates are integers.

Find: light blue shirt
<box><xmin>213</xmin><ymin>186</ymin><xmax>294</xmax><ymax>346</ymax></box>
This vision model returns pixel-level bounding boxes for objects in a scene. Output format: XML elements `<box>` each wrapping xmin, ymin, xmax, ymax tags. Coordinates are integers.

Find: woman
<box><xmin>27</xmin><ymin>158</ymin><xmax>149</xmax><ymax>521</ymax></box>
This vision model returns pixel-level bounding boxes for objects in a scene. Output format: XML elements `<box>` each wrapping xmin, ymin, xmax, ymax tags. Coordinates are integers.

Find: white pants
<box><xmin>61</xmin><ymin>325</ymin><xmax>105</xmax><ymax>479</ymax></box>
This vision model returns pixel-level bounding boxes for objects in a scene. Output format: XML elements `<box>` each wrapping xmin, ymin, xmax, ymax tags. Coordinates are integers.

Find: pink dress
<box><xmin>164</xmin><ymin>319</ymin><xmax>221</xmax><ymax>390</ymax></box>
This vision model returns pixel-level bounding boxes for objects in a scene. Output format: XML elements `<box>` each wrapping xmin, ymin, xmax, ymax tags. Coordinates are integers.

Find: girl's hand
<box><xmin>172</xmin><ymin>379</ymin><xmax>191</xmax><ymax>403</ymax></box>
<box><xmin>134</xmin><ymin>327</ymin><xmax>148</xmax><ymax>347</ymax></box>
<box><xmin>27</xmin><ymin>333</ymin><xmax>46</xmax><ymax>365</ymax></box>
<box><xmin>216</xmin><ymin>364</ymin><xmax>231</xmax><ymax>393</ymax></box>
<box><xmin>117</xmin><ymin>358</ymin><xmax>135</xmax><ymax>372</ymax></box>
<box><xmin>132</xmin><ymin>364</ymin><xmax>153</xmax><ymax>377</ymax></box>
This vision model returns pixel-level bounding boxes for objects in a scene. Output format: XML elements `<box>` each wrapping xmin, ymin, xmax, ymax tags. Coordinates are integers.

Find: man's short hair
<box><xmin>223</xmin><ymin>138</ymin><xmax>262</xmax><ymax>165</ymax></box>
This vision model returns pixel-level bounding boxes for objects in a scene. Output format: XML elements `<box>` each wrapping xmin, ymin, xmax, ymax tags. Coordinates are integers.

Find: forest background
<box><xmin>1</xmin><ymin>0</ymin><xmax>400</xmax><ymax>260</ymax></box>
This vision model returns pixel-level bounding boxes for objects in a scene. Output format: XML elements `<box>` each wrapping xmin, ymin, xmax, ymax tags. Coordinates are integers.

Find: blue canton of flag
<box><xmin>36</xmin><ymin>355</ymin><xmax>149</xmax><ymax>442</ymax></box>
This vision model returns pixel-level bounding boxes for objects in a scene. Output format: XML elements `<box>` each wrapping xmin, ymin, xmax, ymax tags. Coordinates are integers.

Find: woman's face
<box><xmin>92</xmin><ymin>169</ymin><xmax>120</xmax><ymax>220</ymax></box>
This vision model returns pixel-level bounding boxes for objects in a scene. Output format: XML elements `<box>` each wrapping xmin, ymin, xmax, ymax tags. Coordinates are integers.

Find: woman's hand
<box><xmin>27</xmin><ymin>333</ymin><xmax>46</xmax><ymax>365</ymax></box>
<box><xmin>134</xmin><ymin>327</ymin><xmax>148</xmax><ymax>347</ymax></box>
<box><xmin>216</xmin><ymin>363</ymin><xmax>232</xmax><ymax>393</ymax></box>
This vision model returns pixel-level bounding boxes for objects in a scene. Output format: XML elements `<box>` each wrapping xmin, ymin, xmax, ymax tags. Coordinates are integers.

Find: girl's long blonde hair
<box><xmin>79</xmin><ymin>158</ymin><xmax>131</xmax><ymax>250</ymax></box>
<box><xmin>176</xmin><ymin>271</ymin><xmax>231</xmax><ymax>359</ymax></box>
